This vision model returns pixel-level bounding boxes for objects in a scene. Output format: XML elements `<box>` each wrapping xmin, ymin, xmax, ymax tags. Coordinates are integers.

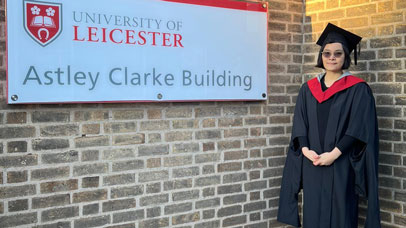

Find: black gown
<box><xmin>277</xmin><ymin>75</ymin><xmax>381</xmax><ymax>228</ymax></box>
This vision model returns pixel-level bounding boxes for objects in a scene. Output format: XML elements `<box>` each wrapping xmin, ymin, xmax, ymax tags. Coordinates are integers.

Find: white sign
<box><xmin>6</xmin><ymin>0</ymin><xmax>268</xmax><ymax>104</ymax></box>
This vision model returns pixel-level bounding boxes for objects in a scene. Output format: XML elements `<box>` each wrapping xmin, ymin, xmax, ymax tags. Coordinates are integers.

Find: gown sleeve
<box><xmin>345</xmin><ymin>83</ymin><xmax>381</xmax><ymax>228</ymax></box>
<box><xmin>277</xmin><ymin>85</ymin><xmax>309</xmax><ymax>227</ymax></box>
<box><xmin>336</xmin><ymin>135</ymin><xmax>358</xmax><ymax>153</ymax></box>
<box><xmin>298</xmin><ymin>136</ymin><xmax>309</xmax><ymax>150</ymax></box>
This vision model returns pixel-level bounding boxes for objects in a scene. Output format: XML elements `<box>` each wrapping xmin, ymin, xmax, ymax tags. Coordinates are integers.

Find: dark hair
<box><xmin>315</xmin><ymin>42</ymin><xmax>351</xmax><ymax>69</ymax></box>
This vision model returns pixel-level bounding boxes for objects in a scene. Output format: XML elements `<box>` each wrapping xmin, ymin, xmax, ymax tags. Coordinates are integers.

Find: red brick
<box><xmin>6</xmin><ymin>112</ymin><xmax>27</xmax><ymax>124</ymax></box>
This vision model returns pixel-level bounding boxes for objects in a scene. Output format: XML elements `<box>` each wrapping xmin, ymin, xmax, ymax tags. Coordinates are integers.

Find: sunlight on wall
<box><xmin>304</xmin><ymin>0</ymin><xmax>404</xmax><ymax>42</ymax></box>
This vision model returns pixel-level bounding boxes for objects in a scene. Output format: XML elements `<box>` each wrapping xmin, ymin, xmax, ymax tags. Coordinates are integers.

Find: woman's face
<box><xmin>322</xmin><ymin>42</ymin><xmax>345</xmax><ymax>72</ymax></box>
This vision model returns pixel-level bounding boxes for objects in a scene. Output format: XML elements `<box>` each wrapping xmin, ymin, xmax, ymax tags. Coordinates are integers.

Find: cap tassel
<box><xmin>355</xmin><ymin>43</ymin><xmax>361</xmax><ymax>65</ymax></box>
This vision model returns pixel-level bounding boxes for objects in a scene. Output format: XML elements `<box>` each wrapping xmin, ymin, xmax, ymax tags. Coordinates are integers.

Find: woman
<box><xmin>277</xmin><ymin>23</ymin><xmax>381</xmax><ymax>228</ymax></box>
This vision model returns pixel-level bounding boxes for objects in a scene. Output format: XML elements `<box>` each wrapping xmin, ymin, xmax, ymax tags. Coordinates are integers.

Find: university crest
<box><xmin>23</xmin><ymin>0</ymin><xmax>62</xmax><ymax>46</ymax></box>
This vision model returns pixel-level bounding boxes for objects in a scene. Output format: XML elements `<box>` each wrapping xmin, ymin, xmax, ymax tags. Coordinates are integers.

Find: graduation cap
<box><xmin>316</xmin><ymin>23</ymin><xmax>362</xmax><ymax>65</ymax></box>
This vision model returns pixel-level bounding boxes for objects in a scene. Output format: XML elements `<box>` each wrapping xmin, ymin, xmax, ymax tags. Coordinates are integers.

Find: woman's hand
<box><xmin>313</xmin><ymin>147</ymin><xmax>342</xmax><ymax>166</ymax></box>
<box><xmin>302</xmin><ymin>147</ymin><xmax>320</xmax><ymax>162</ymax></box>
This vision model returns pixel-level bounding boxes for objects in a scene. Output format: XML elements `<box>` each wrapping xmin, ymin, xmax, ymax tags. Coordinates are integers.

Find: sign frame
<box><xmin>6</xmin><ymin>0</ymin><xmax>269</xmax><ymax>104</ymax></box>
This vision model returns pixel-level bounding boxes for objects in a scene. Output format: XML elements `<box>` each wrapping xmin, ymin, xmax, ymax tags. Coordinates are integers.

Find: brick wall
<box><xmin>303</xmin><ymin>0</ymin><xmax>406</xmax><ymax>227</ymax></box>
<box><xmin>0</xmin><ymin>0</ymin><xmax>303</xmax><ymax>227</ymax></box>
<box><xmin>1</xmin><ymin>0</ymin><xmax>405</xmax><ymax>227</ymax></box>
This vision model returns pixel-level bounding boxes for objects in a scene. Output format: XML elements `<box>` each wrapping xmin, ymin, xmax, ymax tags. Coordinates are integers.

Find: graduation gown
<box><xmin>277</xmin><ymin>75</ymin><xmax>381</xmax><ymax>228</ymax></box>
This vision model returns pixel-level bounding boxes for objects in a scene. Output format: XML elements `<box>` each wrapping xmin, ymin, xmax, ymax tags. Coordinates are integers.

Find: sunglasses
<box><xmin>321</xmin><ymin>51</ymin><xmax>344</xmax><ymax>58</ymax></box>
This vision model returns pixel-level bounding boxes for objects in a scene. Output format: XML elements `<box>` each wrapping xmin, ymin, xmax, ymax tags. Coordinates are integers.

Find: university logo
<box><xmin>23</xmin><ymin>0</ymin><xmax>62</xmax><ymax>47</ymax></box>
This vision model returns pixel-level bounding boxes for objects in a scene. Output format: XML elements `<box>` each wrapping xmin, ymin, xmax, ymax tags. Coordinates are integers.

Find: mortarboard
<box><xmin>316</xmin><ymin>23</ymin><xmax>362</xmax><ymax>65</ymax></box>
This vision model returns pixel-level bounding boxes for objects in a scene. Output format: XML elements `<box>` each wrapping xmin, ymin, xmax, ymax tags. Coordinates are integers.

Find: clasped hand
<box><xmin>302</xmin><ymin>147</ymin><xmax>342</xmax><ymax>166</ymax></box>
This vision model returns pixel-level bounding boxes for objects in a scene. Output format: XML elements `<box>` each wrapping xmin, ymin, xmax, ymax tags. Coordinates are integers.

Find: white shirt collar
<box><xmin>317</xmin><ymin>71</ymin><xmax>352</xmax><ymax>82</ymax></box>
